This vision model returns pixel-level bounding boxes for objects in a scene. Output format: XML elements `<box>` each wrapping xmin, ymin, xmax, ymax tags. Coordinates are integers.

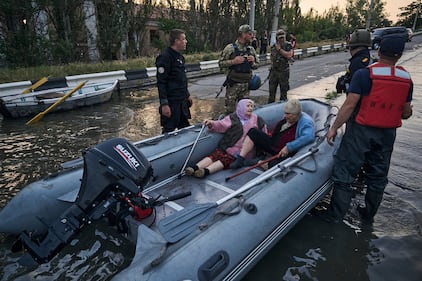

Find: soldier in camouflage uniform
<box><xmin>268</xmin><ymin>29</ymin><xmax>293</xmax><ymax>103</ymax></box>
<box><xmin>219</xmin><ymin>24</ymin><xmax>259</xmax><ymax>114</ymax></box>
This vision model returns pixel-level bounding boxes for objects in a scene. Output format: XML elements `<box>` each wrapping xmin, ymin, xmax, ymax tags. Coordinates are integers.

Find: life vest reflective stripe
<box><xmin>356</xmin><ymin>63</ymin><xmax>411</xmax><ymax>128</ymax></box>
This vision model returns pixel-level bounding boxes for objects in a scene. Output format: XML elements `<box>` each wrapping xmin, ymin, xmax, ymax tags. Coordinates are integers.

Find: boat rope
<box><xmin>195</xmin><ymin>196</ymin><xmax>246</xmax><ymax>232</ymax></box>
<box><xmin>289</xmin><ymin>154</ymin><xmax>318</xmax><ymax>173</ymax></box>
<box><xmin>145</xmin><ymin>243</ymin><xmax>169</xmax><ymax>272</ymax></box>
<box><xmin>141</xmin><ymin>124</ymin><xmax>203</xmax><ymax>146</ymax></box>
<box><xmin>214</xmin><ymin>196</ymin><xmax>245</xmax><ymax>217</ymax></box>
<box><xmin>289</xmin><ymin>112</ymin><xmax>335</xmax><ymax>175</ymax></box>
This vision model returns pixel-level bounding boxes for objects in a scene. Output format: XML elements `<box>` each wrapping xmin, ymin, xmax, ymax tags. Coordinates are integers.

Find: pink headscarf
<box><xmin>236</xmin><ymin>99</ymin><xmax>254</xmax><ymax>124</ymax></box>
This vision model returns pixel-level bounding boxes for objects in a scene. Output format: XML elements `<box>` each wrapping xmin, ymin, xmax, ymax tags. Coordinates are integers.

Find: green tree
<box><xmin>319</xmin><ymin>6</ymin><xmax>348</xmax><ymax>39</ymax></box>
<box><xmin>95</xmin><ymin>0</ymin><xmax>128</xmax><ymax>60</ymax></box>
<box><xmin>346</xmin><ymin>0</ymin><xmax>390</xmax><ymax>29</ymax></box>
<box><xmin>0</xmin><ymin>0</ymin><xmax>356</xmax><ymax>66</ymax></box>
<box><xmin>396</xmin><ymin>1</ymin><xmax>422</xmax><ymax>29</ymax></box>
<box><xmin>0</xmin><ymin>0</ymin><xmax>51</xmax><ymax>67</ymax></box>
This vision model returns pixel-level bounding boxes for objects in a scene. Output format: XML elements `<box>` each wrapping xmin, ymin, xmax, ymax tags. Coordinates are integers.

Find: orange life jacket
<box><xmin>355</xmin><ymin>63</ymin><xmax>411</xmax><ymax>128</ymax></box>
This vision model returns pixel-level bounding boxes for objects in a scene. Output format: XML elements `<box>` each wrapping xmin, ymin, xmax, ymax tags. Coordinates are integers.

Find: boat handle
<box><xmin>198</xmin><ymin>250</ymin><xmax>230</xmax><ymax>281</ymax></box>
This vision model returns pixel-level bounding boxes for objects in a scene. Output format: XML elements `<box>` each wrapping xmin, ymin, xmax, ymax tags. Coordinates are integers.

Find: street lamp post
<box><xmin>249</xmin><ymin>0</ymin><xmax>255</xmax><ymax>31</ymax></box>
<box><xmin>412</xmin><ymin>0</ymin><xmax>421</xmax><ymax>32</ymax></box>
<box><xmin>270</xmin><ymin>0</ymin><xmax>282</xmax><ymax>46</ymax></box>
<box><xmin>366</xmin><ymin>0</ymin><xmax>374</xmax><ymax>29</ymax></box>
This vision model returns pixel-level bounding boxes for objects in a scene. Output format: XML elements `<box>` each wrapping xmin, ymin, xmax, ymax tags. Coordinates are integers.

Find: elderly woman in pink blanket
<box><xmin>185</xmin><ymin>99</ymin><xmax>267</xmax><ymax>178</ymax></box>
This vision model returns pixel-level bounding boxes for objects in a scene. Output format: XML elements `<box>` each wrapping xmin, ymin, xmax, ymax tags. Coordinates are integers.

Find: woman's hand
<box><xmin>278</xmin><ymin>146</ymin><xmax>289</xmax><ymax>158</ymax></box>
<box><xmin>204</xmin><ymin>119</ymin><xmax>213</xmax><ymax>129</ymax></box>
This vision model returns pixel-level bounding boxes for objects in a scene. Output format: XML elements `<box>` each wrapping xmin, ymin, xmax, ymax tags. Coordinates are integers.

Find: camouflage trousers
<box><xmin>225</xmin><ymin>82</ymin><xmax>249</xmax><ymax>114</ymax></box>
<box><xmin>268</xmin><ymin>69</ymin><xmax>290</xmax><ymax>103</ymax></box>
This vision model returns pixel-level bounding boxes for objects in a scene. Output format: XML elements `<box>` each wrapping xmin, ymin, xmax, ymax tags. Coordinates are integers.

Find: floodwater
<box><xmin>1</xmin><ymin>58</ymin><xmax>422</xmax><ymax>280</ymax></box>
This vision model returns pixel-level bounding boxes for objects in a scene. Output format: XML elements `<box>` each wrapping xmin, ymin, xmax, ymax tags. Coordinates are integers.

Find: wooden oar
<box><xmin>26</xmin><ymin>81</ymin><xmax>87</xmax><ymax>125</ymax></box>
<box><xmin>158</xmin><ymin>148</ymin><xmax>318</xmax><ymax>243</ymax></box>
<box><xmin>21</xmin><ymin>77</ymin><xmax>49</xmax><ymax>94</ymax></box>
<box><xmin>225</xmin><ymin>154</ymin><xmax>280</xmax><ymax>182</ymax></box>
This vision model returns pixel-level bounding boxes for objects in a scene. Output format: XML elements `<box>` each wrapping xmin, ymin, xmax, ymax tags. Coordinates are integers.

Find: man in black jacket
<box><xmin>336</xmin><ymin>29</ymin><xmax>372</xmax><ymax>94</ymax></box>
<box><xmin>156</xmin><ymin>29</ymin><xmax>193</xmax><ymax>133</ymax></box>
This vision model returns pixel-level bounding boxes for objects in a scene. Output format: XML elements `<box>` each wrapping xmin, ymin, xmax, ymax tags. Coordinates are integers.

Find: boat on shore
<box><xmin>0</xmin><ymin>80</ymin><xmax>119</xmax><ymax>118</ymax></box>
<box><xmin>0</xmin><ymin>99</ymin><xmax>342</xmax><ymax>281</ymax></box>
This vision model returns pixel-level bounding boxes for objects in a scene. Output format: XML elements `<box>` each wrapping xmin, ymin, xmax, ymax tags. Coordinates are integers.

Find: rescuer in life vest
<box><xmin>321</xmin><ymin>36</ymin><xmax>413</xmax><ymax>224</ymax></box>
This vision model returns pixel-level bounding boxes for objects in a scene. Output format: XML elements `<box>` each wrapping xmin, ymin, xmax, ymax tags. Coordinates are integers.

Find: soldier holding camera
<box><xmin>218</xmin><ymin>24</ymin><xmax>259</xmax><ymax>114</ymax></box>
<box><xmin>268</xmin><ymin>29</ymin><xmax>294</xmax><ymax>103</ymax></box>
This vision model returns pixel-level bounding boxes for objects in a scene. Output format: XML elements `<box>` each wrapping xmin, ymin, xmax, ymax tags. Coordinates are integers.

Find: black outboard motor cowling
<box><xmin>20</xmin><ymin>138</ymin><xmax>153</xmax><ymax>263</ymax></box>
<box><xmin>77</xmin><ymin>137</ymin><xmax>152</xmax><ymax>210</ymax></box>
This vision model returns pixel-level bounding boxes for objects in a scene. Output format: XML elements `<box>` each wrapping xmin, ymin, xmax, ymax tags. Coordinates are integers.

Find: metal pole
<box><xmin>270</xmin><ymin>0</ymin><xmax>281</xmax><ymax>46</ymax></box>
<box><xmin>366</xmin><ymin>0</ymin><xmax>374</xmax><ymax>30</ymax></box>
<box><xmin>249</xmin><ymin>0</ymin><xmax>255</xmax><ymax>31</ymax></box>
<box><xmin>412</xmin><ymin>0</ymin><xmax>421</xmax><ymax>32</ymax></box>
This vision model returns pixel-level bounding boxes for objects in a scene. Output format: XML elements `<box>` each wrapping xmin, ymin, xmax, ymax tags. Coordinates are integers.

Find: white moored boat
<box><xmin>0</xmin><ymin>80</ymin><xmax>119</xmax><ymax>118</ymax></box>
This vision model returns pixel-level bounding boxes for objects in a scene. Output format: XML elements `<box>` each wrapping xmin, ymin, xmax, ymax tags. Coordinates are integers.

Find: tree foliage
<box><xmin>346</xmin><ymin>0</ymin><xmax>391</xmax><ymax>29</ymax></box>
<box><xmin>0</xmin><ymin>0</ymin><xmax>412</xmax><ymax>68</ymax></box>
<box><xmin>396</xmin><ymin>1</ymin><xmax>422</xmax><ymax>30</ymax></box>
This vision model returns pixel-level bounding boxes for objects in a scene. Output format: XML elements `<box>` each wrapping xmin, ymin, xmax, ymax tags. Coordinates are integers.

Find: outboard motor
<box><xmin>19</xmin><ymin>138</ymin><xmax>153</xmax><ymax>263</ymax></box>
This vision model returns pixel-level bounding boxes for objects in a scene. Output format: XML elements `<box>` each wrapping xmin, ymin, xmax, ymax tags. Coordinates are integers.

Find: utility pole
<box><xmin>249</xmin><ymin>0</ymin><xmax>255</xmax><ymax>31</ymax></box>
<box><xmin>366</xmin><ymin>0</ymin><xmax>374</xmax><ymax>29</ymax></box>
<box><xmin>83</xmin><ymin>0</ymin><xmax>100</xmax><ymax>62</ymax></box>
<box><xmin>270</xmin><ymin>0</ymin><xmax>282</xmax><ymax>46</ymax></box>
<box><xmin>412</xmin><ymin>0</ymin><xmax>421</xmax><ymax>32</ymax></box>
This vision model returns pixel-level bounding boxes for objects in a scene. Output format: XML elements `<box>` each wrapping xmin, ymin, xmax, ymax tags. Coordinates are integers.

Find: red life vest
<box><xmin>356</xmin><ymin>63</ymin><xmax>411</xmax><ymax>128</ymax></box>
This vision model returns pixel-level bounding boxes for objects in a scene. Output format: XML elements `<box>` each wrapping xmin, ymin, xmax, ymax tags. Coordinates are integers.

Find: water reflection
<box><xmin>243</xmin><ymin>215</ymin><xmax>379</xmax><ymax>281</ymax></box>
<box><xmin>0</xmin><ymin>88</ymin><xmax>269</xmax><ymax>207</ymax></box>
<box><xmin>1</xmin><ymin>222</ymin><xmax>134</xmax><ymax>281</ymax></box>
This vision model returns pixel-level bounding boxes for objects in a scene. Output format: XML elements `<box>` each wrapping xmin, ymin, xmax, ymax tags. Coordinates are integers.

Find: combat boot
<box><xmin>315</xmin><ymin>184</ymin><xmax>353</xmax><ymax>224</ymax></box>
<box><xmin>358</xmin><ymin>189</ymin><xmax>384</xmax><ymax>223</ymax></box>
<box><xmin>328</xmin><ymin>183</ymin><xmax>354</xmax><ymax>222</ymax></box>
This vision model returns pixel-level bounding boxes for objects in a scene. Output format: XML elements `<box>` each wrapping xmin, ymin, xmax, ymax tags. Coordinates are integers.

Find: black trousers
<box><xmin>160</xmin><ymin>101</ymin><xmax>191</xmax><ymax>133</ymax></box>
<box><xmin>329</xmin><ymin>120</ymin><xmax>396</xmax><ymax>219</ymax></box>
<box><xmin>247</xmin><ymin>128</ymin><xmax>277</xmax><ymax>155</ymax></box>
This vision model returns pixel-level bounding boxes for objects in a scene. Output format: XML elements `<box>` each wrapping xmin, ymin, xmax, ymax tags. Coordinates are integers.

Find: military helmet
<box><xmin>248</xmin><ymin>74</ymin><xmax>262</xmax><ymax>90</ymax></box>
<box><xmin>348</xmin><ymin>29</ymin><xmax>371</xmax><ymax>48</ymax></box>
<box><xmin>238</xmin><ymin>24</ymin><xmax>252</xmax><ymax>34</ymax></box>
<box><xmin>276</xmin><ymin>29</ymin><xmax>286</xmax><ymax>38</ymax></box>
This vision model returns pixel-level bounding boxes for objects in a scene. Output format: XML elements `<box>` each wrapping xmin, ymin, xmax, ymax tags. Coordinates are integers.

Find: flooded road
<box><xmin>1</xmin><ymin>42</ymin><xmax>421</xmax><ymax>280</ymax></box>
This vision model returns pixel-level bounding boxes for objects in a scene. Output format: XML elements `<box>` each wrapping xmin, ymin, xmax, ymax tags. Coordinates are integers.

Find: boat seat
<box><xmin>36</xmin><ymin>92</ymin><xmax>65</xmax><ymax>100</ymax></box>
<box><xmin>34</xmin><ymin>77</ymin><xmax>68</xmax><ymax>91</ymax></box>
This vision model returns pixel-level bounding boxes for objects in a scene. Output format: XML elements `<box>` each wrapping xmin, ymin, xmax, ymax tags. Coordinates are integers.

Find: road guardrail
<box><xmin>0</xmin><ymin>42</ymin><xmax>347</xmax><ymax>96</ymax></box>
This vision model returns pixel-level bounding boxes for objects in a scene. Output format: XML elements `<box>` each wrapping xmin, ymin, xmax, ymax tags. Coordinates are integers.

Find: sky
<box><xmin>299</xmin><ymin>0</ymin><xmax>415</xmax><ymax>23</ymax></box>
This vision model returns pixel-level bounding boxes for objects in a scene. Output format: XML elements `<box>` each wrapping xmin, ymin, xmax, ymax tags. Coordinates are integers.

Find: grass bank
<box><xmin>0</xmin><ymin>52</ymin><xmax>221</xmax><ymax>84</ymax></box>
